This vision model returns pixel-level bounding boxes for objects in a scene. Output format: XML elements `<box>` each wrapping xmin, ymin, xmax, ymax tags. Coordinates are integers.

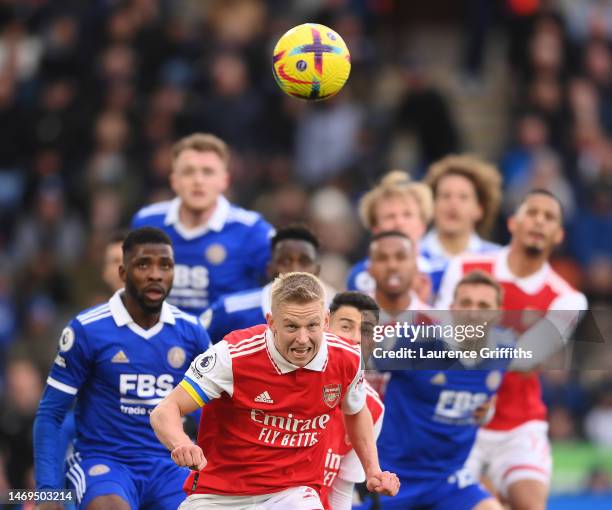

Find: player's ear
<box><xmin>118</xmin><ymin>263</ymin><xmax>127</xmax><ymax>283</ymax></box>
<box><xmin>507</xmin><ymin>214</ymin><xmax>516</xmax><ymax>235</ymax></box>
<box><xmin>323</xmin><ymin>310</ymin><xmax>330</xmax><ymax>330</ymax></box>
<box><xmin>266</xmin><ymin>312</ymin><xmax>274</xmax><ymax>330</ymax></box>
<box><xmin>554</xmin><ymin>226</ymin><xmax>565</xmax><ymax>246</ymax></box>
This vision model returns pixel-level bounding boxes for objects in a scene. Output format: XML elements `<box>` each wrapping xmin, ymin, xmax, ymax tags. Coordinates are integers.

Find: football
<box><xmin>272</xmin><ymin>23</ymin><xmax>351</xmax><ymax>101</ymax></box>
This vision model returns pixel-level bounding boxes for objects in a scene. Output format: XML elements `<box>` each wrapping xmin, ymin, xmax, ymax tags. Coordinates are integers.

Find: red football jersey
<box><xmin>180</xmin><ymin>325</ymin><xmax>366</xmax><ymax>496</ymax></box>
<box><xmin>436</xmin><ymin>248</ymin><xmax>587</xmax><ymax>430</ymax></box>
<box><xmin>320</xmin><ymin>381</ymin><xmax>384</xmax><ymax>510</ymax></box>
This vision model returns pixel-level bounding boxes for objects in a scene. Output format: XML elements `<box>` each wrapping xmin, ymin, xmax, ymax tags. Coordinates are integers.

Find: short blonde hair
<box><xmin>172</xmin><ymin>133</ymin><xmax>229</xmax><ymax>165</ymax></box>
<box><xmin>424</xmin><ymin>154</ymin><xmax>502</xmax><ymax>236</ymax></box>
<box><xmin>359</xmin><ymin>170</ymin><xmax>433</xmax><ymax>230</ymax></box>
<box><xmin>271</xmin><ymin>272</ymin><xmax>325</xmax><ymax>312</ymax></box>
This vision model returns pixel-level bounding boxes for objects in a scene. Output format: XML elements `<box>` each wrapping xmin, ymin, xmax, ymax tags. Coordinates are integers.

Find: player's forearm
<box><xmin>344</xmin><ymin>406</ymin><xmax>380</xmax><ymax>477</ymax></box>
<box><xmin>150</xmin><ymin>399</ymin><xmax>193</xmax><ymax>451</ymax></box>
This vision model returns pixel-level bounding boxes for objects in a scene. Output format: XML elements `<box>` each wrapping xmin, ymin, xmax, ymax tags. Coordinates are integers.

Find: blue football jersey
<box><xmin>420</xmin><ymin>229</ymin><xmax>500</xmax><ymax>295</ymax></box>
<box><xmin>131</xmin><ymin>196</ymin><xmax>274</xmax><ymax>317</ymax></box>
<box><xmin>202</xmin><ymin>286</ymin><xmax>267</xmax><ymax>343</ymax></box>
<box><xmin>347</xmin><ymin>254</ymin><xmax>444</xmax><ymax>295</ymax></box>
<box><xmin>46</xmin><ymin>291</ymin><xmax>211</xmax><ymax>459</ymax></box>
<box><xmin>378</xmin><ymin>367</ymin><xmax>504</xmax><ymax>479</ymax></box>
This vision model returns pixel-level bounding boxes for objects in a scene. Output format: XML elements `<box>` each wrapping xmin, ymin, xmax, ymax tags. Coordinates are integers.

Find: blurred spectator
<box><xmin>504</xmin><ymin>148</ymin><xmax>576</xmax><ymax>219</ymax></box>
<box><xmin>584</xmin><ymin>382</ymin><xmax>612</xmax><ymax>446</ymax></box>
<box><xmin>295</xmin><ymin>97</ymin><xmax>363</xmax><ymax>185</ymax></box>
<box><xmin>12</xmin><ymin>181</ymin><xmax>85</xmax><ymax>267</ymax></box>
<box><xmin>393</xmin><ymin>59</ymin><xmax>460</xmax><ymax>169</ymax></box>
<box><xmin>0</xmin><ymin>358</ymin><xmax>42</xmax><ymax>489</ymax></box>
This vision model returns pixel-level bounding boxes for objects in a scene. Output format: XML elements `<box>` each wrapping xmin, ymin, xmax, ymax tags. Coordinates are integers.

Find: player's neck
<box><xmin>178</xmin><ymin>201</ymin><xmax>216</xmax><ymax>229</ymax></box>
<box><xmin>437</xmin><ymin>229</ymin><xmax>471</xmax><ymax>256</ymax></box>
<box><xmin>375</xmin><ymin>290</ymin><xmax>412</xmax><ymax>316</ymax></box>
<box><xmin>121</xmin><ymin>293</ymin><xmax>161</xmax><ymax>329</ymax></box>
<box><xmin>507</xmin><ymin>245</ymin><xmax>547</xmax><ymax>278</ymax></box>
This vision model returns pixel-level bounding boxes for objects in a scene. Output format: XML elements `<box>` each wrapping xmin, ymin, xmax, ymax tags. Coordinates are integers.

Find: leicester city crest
<box><xmin>205</xmin><ymin>243</ymin><xmax>227</xmax><ymax>265</ymax></box>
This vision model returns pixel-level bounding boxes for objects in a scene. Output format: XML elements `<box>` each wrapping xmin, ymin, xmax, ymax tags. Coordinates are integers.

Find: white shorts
<box><xmin>178</xmin><ymin>486</ymin><xmax>323</xmax><ymax>510</ymax></box>
<box><xmin>465</xmin><ymin>420</ymin><xmax>552</xmax><ymax>497</ymax></box>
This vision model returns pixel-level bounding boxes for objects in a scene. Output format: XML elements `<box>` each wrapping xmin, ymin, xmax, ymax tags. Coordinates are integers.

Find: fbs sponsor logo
<box><xmin>254</xmin><ymin>391</ymin><xmax>274</xmax><ymax>404</ymax></box>
<box><xmin>111</xmin><ymin>350</ymin><xmax>130</xmax><ymax>363</ymax></box>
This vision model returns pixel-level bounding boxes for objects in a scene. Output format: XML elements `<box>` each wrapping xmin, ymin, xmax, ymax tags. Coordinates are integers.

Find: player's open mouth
<box><xmin>144</xmin><ymin>287</ymin><xmax>164</xmax><ymax>299</ymax></box>
<box><xmin>291</xmin><ymin>347</ymin><xmax>312</xmax><ymax>357</ymax></box>
<box><xmin>386</xmin><ymin>275</ymin><xmax>402</xmax><ymax>287</ymax></box>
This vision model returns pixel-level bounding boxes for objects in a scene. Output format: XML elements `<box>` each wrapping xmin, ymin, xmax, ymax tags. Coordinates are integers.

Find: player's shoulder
<box><xmin>132</xmin><ymin>199</ymin><xmax>173</xmax><ymax>223</ymax></box>
<box><xmin>325</xmin><ymin>332</ymin><xmax>361</xmax><ymax>361</ymax></box>
<box><xmin>225</xmin><ymin>202</ymin><xmax>269</xmax><ymax>228</ymax></box>
<box><xmin>349</xmin><ymin>257</ymin><xmax>368</xmax><ymax>273</ymax></box>
<box><xmin>221</xmin><ymin>287</ymin><xmax>264</xmax><ymax>314</ymax></box>
<box><xmin>167</xmin><ymin>303</ymin><xmax>200</xmax><ymax>326</ymax></box>
<box><xmin>546</xmin><ymin>268</ymin><xmax>587</xmax><ymax>304</ymax></box>
<box><xmin>479</xmin><ymin>239</ymin><xmax>502</xmax><ymax>252</ymax></box>
<box><xmin>224</xmin><ymin>324</ymin><xmax>268</xmax><ymax>347</ymax></box>
<box><xmin>75</xmin><ymin>302</ymin><xmax>113</xmax><ymax>328</ymax></box>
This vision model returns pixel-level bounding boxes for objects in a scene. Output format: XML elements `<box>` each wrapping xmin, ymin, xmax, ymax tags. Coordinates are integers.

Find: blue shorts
<box><xmin>377</xmin><ymin>468</ymin><xmax>492</xmax><ymax>510</ymax></box>
<box><xmin>66</xmin><ymin>452</ymin><xmax>190</xmax><ymax>510</ymax></box>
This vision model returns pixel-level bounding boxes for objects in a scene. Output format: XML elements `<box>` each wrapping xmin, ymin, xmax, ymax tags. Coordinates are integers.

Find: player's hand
<box><xmin>366</xmin><ymin>470</ymin><xmax>400</xmax><ymax>496</ymax></box>
<box><xmin>473</xmin><ymin>395</ymin><xmax>496</xmax><ymax>425</ymax></box>
<box><xmin>170</xmin><ymin>443</ymin><xmax>207</xmax><ymax>471</ymax></box>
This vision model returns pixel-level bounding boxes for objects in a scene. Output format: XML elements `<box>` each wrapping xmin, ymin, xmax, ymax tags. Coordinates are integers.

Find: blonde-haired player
<box><xmin>347</xmin><ymin>170</ymin><xmax>435</xmax><ymax>302</ymax></box>
<box><xmin>151</xmin><ymin>272</ymin><xmax>400</xmax><ymax>509</ymax></box>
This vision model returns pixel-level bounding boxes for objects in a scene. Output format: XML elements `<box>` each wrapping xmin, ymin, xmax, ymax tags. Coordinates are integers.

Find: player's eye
<box><xmin>286</xmin><ymin>325</ymin><xmax>297</xmax><ymax>331</ymax></box>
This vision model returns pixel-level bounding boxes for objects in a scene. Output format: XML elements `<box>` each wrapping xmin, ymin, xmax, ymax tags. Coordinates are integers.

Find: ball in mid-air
<box><xmin>272</xmin><ymin>23</ymin><xmax>351</xmax><ymax>101</ymax></box>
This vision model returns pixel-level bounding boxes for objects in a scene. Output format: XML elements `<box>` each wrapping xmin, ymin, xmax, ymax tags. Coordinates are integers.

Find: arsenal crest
<box><xmin>323</xmin><ymin>384</ymin><xmax>342</xmax><ymax>408</ymax></box>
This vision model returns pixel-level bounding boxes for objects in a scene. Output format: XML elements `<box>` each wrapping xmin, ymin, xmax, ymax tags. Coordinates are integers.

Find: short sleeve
<box><xmin>179</xmin><ymin>341</ymin><xmax>234</xmax><ymax>407</ymax></box>
<box><xmin>342</xmin><ymin>368</ymin><xmax>366</xmax><ymax>415</ymax></box>
<box><xmin>547</xmin><ymin>291</ymin><xmax>588</xmax><ymax>336</ymax></box>
<box><xmin>46</xmin><ymin>319</ymin><xmax>93</xmax><ymax>396</ymax></box>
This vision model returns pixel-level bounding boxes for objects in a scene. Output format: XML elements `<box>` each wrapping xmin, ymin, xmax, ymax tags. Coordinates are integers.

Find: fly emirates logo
<box><xmin>251</xmin><ymin>409</ymin><xmax>331</xmax><ymax>447</ymax></box>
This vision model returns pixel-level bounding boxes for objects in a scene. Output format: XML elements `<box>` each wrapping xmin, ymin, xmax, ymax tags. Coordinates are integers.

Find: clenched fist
<box><xmin>366</xmin><ymin>470</ymin><xmax>400</xmax><ymax>496</ymax></box>
<box><xmin>171</xmin><ymin>443</ymin><xmax>207</xmax><ymax>471</ymax></box>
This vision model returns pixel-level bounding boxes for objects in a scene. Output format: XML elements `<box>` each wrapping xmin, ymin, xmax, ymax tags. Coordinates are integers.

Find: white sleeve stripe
<box><xmin>229</xmin><ymin>344</ymin><xmax>267</xmax><ymax>358</ymax></box>
<box><xmin>326</xmin><ymin>337</ymin><xmax>360</xmax><ymax>352</ymax></box>
<box><xmin>228</xmin><ymin>338</ymin><xmax>266</xmax><ymax>353</ymax></box>
<box><xmin>47</xmin><ymin>376</ymin><xmax>78</xmax><ymax>395</ymax></box>
<box><xmin>230</xmin><ymin>332</ymin><xmax>266</xmax><ymax>349</ymax></box>
<box><xmin>327</xmin><ymin>341</ymin><xmax>362</xmax><ymax>358</ymax></box>
<box><xmin>79</xmin><ymin>312</ymin><xmax>113</xmax><ymax>325</ymax></box>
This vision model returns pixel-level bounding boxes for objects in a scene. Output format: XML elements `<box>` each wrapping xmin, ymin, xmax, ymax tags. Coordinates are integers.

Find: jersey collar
<box><xmin>109</xmin><ymin>290</ymin><xmax>175</xmax><ymax>339</ymax></box>
<box><xmin>164</xmin><ymin>195</ymin><xmax>230</xmax><ymax>239</ymax></box>
<box><xmin>422</xmin><ymin>229</ymin><xmax>485</xmax><ymax>260</ymax></box>
<box><xmin>494</xmin><ymin>246</ymin><xmax>551</xmax><ymax>294</ymax></box>
<box><xmin>265</xmin><ymin>327</ymin><xmax>328</xmax><ymax>374</ymax></box>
